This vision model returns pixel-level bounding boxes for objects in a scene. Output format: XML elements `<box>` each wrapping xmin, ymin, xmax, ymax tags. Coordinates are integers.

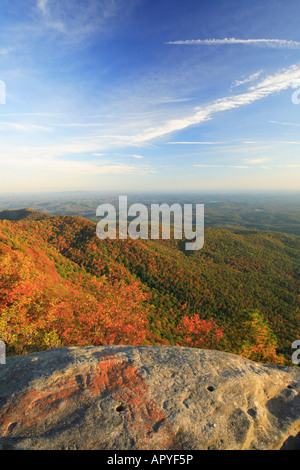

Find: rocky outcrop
<box><xmin>0</xmin><ymin>345</ymin><xmax>299</xmax><ymax>450</ymax></box>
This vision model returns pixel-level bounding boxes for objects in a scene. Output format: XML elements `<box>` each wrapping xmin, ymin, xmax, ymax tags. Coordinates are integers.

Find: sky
<box><xmin>0</xmin><ymin>0</ymin><xmax>300</xmax><ymax>193</ymax></box>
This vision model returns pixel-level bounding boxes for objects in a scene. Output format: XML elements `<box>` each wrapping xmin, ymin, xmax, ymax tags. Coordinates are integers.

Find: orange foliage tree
<box><xmin>178</xmin><ymin>313</ymin><xmax>224</xmax><ymax>349</ymax></box>
<box><xmin>0</xmin><ymin>250</ymin><xmax>149</xmax><ymax>355</ymax></box>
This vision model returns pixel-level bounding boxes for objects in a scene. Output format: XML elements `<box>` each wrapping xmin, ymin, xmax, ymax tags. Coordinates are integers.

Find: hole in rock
<box><xmin>7</xmin><ymin>422</ymin><xmax>18</xmax><ymax>433</ymax></box>
<box><xmin>207</xmin><ymin>386</ymin><xmax>215</xmax><ymax>392</ymax></box>
<box><xmin>247</xmin><ymin>408</ymin><xmax>257</xmax><ymax>418</ymax></box>
<box><xmin>116</xmin><ymin>405</ymin><xmax>125</xmax><ymax>413</ymax></box>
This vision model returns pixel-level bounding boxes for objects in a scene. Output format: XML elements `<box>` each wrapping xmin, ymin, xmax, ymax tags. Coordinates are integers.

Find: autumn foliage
<box><xmin>178</xmin><ymin>314</ymin><xmax>224</xmax><ymax>349</ymax></box>
<box><xmin>233</xmin><ymin>310</ymin><xmax>285</xmax><ymax>365</ymax></box>
<box><xmin>0</xmin><ymin>249</ymin><xmax>149</xmax><ymax>355</ymax></box>
<box><xmin>0</xmin><ymin>212</ymin><xmax>298</xmax><ymax>365</ymax></box>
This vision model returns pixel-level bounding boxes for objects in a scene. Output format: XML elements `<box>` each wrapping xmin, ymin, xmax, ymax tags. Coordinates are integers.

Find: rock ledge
<box><xmin>0</xmin><ymin>345</ymin><xmax>299</xmax><ymax>450</ymax></box>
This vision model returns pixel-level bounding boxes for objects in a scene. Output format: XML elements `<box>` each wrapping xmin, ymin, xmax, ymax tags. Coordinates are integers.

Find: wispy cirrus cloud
<box><xmin>166</xmin><ymin>38</ymin><xmax>300</xmax><ymax>49</ymax></box>
<box><xmin>0</xmin><ymin>121</ymin><xmax>52</xmax><ymax>132</ymax></box>
<box><xmin>35</xmin><ymin>0</ymin><xmax>132</xmax><ymax>39</ymax></box>
<box><xmin>5</xmin><ymin>63</ymin><xmax>299</xmax><ymax>152</ymax></box>
<box><xmin>37</xmin><ymin>0</ymin><xmax>48</xmax><ymax>14</ymax></box>
<box><xmin>3</xmin><ymin>63</ymin><xmax>300</xmax><ymax>154</ymax></box>
<box><xmin>0</xmin><ymin>48</ymin><xmax>12</xmax><ymax>55</ymax></box>
<box><xmin>278</xmin><ymin>164</ymin><xmax>300</xmax><ymax>168</ymax></box>
<box><xmin>167</xmin><ymin>141</ymin><xmax>226</xmax><ymax>145</ymax></box>
<box><xmin>4</xmin><ymin>158</ymin><xmax>151</xmax><ymax>176</ymax></box>
<box><xmin>126</xmin><ymin>63</ymin><xmax>300</xmax><ymax>145</ymax></box>
<box><xmin>193</xmin><ymin>164</ymin><xmax>249</xmax><ymax>168</ymax></box>
<box><xmin>232</xmin><ymin>70</ymin><xmax>263</xmax><ymax>88</ymax></box>
<box><xmin>245</xmin><ymin>157</ymin><xmax>272</xmax><ymax>164</ymax></box>
<box><xmin>243</xmin><ymin>140</ymin><xmax>300</xmax><ymax>145</ymax></box>
<box><xmin>269</xmin><ymin>120</ymin><xmax>300</xmax><ymax>127</ymax></box>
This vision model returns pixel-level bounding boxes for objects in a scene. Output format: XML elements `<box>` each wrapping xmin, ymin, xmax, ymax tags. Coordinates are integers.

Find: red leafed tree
<box><xmin>0</xmin><ymin>250</ymin><xmax>149</xmax><ymax>355</ymax></box>
<box><xmin>179</xmin><ymin>314</ymin><xmax>224</xmax><ymax>349</ymax></box>
<box><xmin>0</xmin><ymin>251</ymin><xmax>49</xmax><ymax>354</ymax></box>
<box><xmin>48</xmin><ymin>278</ymin><xmax>149</xmax><ymax>347</ymax></box>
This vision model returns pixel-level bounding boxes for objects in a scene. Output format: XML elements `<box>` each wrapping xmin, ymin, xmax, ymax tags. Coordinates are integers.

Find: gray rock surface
<box><xmin>0</xmin><ymin>345</ymin><xmax>300</xmax><ymax>450</ymax></box>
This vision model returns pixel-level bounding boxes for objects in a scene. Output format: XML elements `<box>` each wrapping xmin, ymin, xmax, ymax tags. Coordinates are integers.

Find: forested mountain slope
<box><xmin>0</xmin><ymin>209</ymin><xmax>299</xmax><ymax>364</ymax></box>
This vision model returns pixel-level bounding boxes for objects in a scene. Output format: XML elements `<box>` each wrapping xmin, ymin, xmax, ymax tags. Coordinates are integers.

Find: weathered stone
<box><xmin>0</xmin><ymin>345</ymin><xmax>299</xmax><ymax>450</ymax></box>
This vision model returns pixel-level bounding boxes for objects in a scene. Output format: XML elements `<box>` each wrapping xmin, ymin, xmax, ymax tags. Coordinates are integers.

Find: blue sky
<box><xmin>0</xmin><ymin>0</ymin><xmax>300</xmax><ymax>193</ymax></box>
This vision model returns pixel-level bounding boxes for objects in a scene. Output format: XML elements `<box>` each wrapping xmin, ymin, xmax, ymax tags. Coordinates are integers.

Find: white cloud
<box><xmin>37</xmin><ymin>0</ymin><xmax>48</xmax><ymax>14</ymax></box>
<box><xmin>277</xmin><ymin>163</ymin><xmax>300</xmax><ymax>168</ymax></box>
<box><xmin>0</xmin><ymin>48</ymin><xmax>11</xmax><ymax>55</ymax></box>
<box><xmin>167</xmin><ymin>38</ymin><xmax>300</xmax><ymax>49</ymax></box>
<box><xmin>193</xmin><ymin>164</ymin><xmax>249</xmax><ymax>168</ymax></box>
<box><xmin>126</xmin><ymin>63</ymin><xmax>300</xmax><ymax>145</ymax></box>
<box><xmin>0</xmin><ymin>154</ymin><xmax>154</xmax><ymax>176</ymax></box>
<box><xmin>246</xmin><ymin>157</ymin><xmax>272</xmax><ymax>164</ymax></box>
<box><xmin>35</xmin><ymin>0</ymin><xmax>130</xmax><ymax>40</ymax></box>
<box><xmin>3</xmin><ymin>64</ymin><xmax>300</xmax><ymax>161</ymax></box>
<box><xmin>244</xmin><ymin>140</ymin><xmax>300</xmax><ymax>145</ymax></box>
<box><xmin>0</xmin><ymin>122</ymin><xmax>52</xmax><ymax>132</ymax></box>
<box><xmin>158</xmin><ymin>97</ymin><xmax>193</xmax><ymax>104</ymax></box>
<box><xmin>270</xmin><ymin>121</ymin><xmax>300</xmax><ymax>127</ymax></box>
<box><xmin>167</xmin><ymin>141</ymin><xmax>226</xmax><ymax>145</ymax></box>
<box><xmin>232</xmin><ymin>70</ymin><xmax>263</xmax><ymax>88</ymax></box>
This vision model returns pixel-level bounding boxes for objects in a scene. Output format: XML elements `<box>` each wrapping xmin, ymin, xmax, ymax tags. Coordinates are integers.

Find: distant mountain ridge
<box><xmin>0</xmin><ymin>208</ymin><xmax>51</xmax><ymax>221</ymax></box>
